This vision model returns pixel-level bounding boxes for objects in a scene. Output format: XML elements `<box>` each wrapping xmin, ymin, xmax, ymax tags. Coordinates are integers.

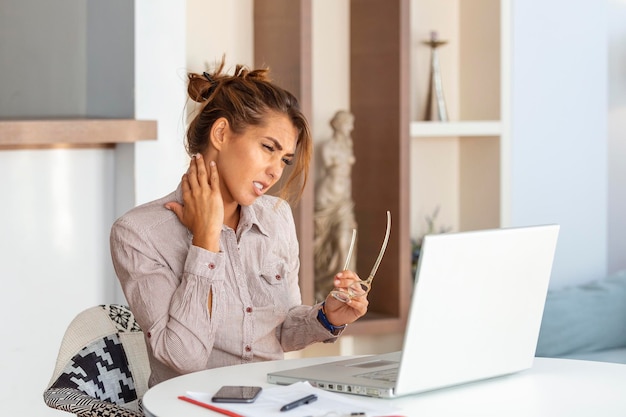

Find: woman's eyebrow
<box><xmin>265</xmin><ymin>137</ymin><xmax>284</xmax><ymax>150</ymax></box>
<box><xmin>266</xmin><ymin>137</ymin><xmax>295</xmax><ymax>156</ymax></box>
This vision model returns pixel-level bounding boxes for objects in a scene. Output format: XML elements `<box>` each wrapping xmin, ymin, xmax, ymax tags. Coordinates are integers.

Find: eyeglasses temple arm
<box><xmin>367</xmin><ymin>210</ymin><xmax>392</xmax><ymax>280</ymax></box>
<box><xmin>342</xmin><ymin>229</ymin><xmax>357</xmax><ymax>271</ymax></box>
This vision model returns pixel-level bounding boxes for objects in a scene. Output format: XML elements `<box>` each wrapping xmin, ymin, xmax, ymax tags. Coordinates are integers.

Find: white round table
<box><xmin>143</xmin><ymin>356</ymin><xmax>626</xmax><ymax>417</ymax></box>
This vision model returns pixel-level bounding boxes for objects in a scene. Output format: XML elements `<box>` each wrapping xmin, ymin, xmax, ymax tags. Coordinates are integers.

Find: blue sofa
<box><xmin>535</xmin><ymin>269</ymin><xmax>626</xmax><ymax>364</ymax></box>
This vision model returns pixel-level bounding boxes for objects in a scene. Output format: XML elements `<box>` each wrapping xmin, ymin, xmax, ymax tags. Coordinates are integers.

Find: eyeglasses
<box><xmin>330</xmin><ymin>210</ymin><xmax>392</xmax><ymax>303</ymax></box>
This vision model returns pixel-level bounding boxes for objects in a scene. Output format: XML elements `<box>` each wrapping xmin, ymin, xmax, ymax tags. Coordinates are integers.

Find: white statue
<box><xmin>314</xmin><ymin>110</ymin><xmax>358</xmax><ymax>301</ymax></box>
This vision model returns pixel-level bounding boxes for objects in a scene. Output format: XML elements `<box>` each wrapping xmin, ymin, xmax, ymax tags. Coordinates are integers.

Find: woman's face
<box><xmin>216</xmin><ymin>112</ymin><xmax>298</xmax><ymax>207</ymax></box>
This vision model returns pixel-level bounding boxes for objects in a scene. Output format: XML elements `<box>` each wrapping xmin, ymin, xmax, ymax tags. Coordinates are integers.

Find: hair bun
<box><xmin>187</xmin><ymin>72</ymin><xmax>217</xmax><ymax>103</ymax></box>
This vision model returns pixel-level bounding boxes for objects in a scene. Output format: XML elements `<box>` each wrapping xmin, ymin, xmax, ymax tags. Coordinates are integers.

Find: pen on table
<box><xmin>301</xmin><ymin>414</ymin><xmax>367</xmax><ymax>417</ymax></box>
<box><xmin>279</xmin><ymin>393</ymin><xmax>318</xmax><ymax>412</ymax></box>
<box><xmin>178</xmin><ymin>395</ymin><xmax>245</xmax><ymax>417</ymax></box>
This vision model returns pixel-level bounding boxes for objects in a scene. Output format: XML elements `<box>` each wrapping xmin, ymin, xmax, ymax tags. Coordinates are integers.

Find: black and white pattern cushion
<box><xmin>103</xmin><ymin>304</ymin><xmax>142</xmax><ymax>333</ymax></box>
<box><xmin>44</xmin><ymin>387</ymin><xmax>142</xmax><ymax>417</ymax></box>
<box><xmin>52</xmin><ymin>334</ymin><xmax>137</xmax><ymax>405</ymax></box>
<box><xmin>44</xmin><ymin>304</ymin><xmax>149</xmax><ymax>417</ymax></box>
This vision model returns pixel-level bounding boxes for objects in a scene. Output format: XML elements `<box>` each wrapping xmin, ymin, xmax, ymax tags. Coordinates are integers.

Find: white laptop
<box><xmin>267</xmin><ymin>225</ymin><xmax>560</xmax><ymax>398</ymax></box>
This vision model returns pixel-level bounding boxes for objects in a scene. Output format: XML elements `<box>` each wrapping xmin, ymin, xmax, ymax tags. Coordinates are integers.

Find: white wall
<box><xmin>608</xmin><ymin>0</ymin><xmax>626</xmax><ymax>274</ymax></box>
<box><xmin>312</xmin><ymin>0</ymin><xmax>351</xmax><ymax>141</ymax></box>
<box><xmin>130</xmin><ymin>0</ymin><xmax>189</xmax><ymax>208</ymax></box>
<box><xmin>186</xmin><ymin>0</ymin><xmax>254</xmax><ymax>71</ymax></box>
<box><xmin>510</xmin><ymin>0</ymin><xmax>609</xmax><ymax>288</ymax></box>
<box><xmin>0</xmin><ymin>149</ymin><xmax>116</xmax><ymax>417</ymax></box>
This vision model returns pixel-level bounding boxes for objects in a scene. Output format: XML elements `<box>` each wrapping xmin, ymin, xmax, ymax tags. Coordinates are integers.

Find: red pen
<box><xmin>178</xmin><ymin>395</ymin><xmax>247</xmax><ymax>417</ymax></box>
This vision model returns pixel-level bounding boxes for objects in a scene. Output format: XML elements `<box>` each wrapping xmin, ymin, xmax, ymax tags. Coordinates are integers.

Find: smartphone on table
<box><xmin>211</xmin><ymin>385</ymin><xmax>263</xmax><ymax>403</ymax></box>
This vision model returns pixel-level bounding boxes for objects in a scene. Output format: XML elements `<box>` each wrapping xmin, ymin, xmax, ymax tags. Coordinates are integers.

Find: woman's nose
<box><xmin>268</xmin><ymin>159</ymin><xmax>284</xmax><ymax>181</ymax></box>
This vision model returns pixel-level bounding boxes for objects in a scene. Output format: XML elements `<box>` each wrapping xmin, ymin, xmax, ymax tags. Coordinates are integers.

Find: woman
<box><xmin>110</xmin><ymin>60</ymin><xmax>369</xmax><ymax>387</ymax></box>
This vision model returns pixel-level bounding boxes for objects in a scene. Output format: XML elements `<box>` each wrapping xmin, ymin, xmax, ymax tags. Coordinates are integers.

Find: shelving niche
<box><xmin>410</xmin><ymin>0</ymin><xmax>506</xmax><ymax>240</ymax></box>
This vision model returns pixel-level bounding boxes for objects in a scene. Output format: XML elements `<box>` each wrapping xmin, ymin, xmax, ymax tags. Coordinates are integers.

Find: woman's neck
<box><xmin>224</xmin><ymin>204</ymin><xmax>241</xmax><ymax>230</ymax></box>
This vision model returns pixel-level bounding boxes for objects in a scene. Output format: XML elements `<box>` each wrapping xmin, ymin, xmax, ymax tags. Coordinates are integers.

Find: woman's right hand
<box><xmin>165</xmin><ymin>153</ymin><xmax>224</xmax><ymax>252</ymax></box>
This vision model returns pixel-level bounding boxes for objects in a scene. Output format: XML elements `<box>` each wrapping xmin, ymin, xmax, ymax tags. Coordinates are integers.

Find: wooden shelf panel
<box><xmin>254</xmin><ymin>0</ymin><xmax>315</xmax><ymax>304</ymax></box>
<box><xmin>0</xmin><ymin>119</ymin><xmax>157</xmax><ymax>148</ymax></box>
<box><xmin>351</xmin><ymin>0</ymin><xmax>412</xmax><ymax>329</ymax></box>
<box><xmin>410</xmin><ymin>121</ymin><xmax>502</xmax><ymax>137</ymax></box>
<box><xmin>345</xmin><ymin>312</ymin><xmax>408</xmax><ymax>336</ymax></box>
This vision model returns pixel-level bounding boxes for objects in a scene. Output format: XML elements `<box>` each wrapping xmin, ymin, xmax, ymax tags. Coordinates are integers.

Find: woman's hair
<box><xmin>186</xmin><ymin>58</ymin><xmax>312</xmax><ymax>204</ymax></box>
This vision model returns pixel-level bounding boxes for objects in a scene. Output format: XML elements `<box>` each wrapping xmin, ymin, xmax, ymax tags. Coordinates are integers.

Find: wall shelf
<box><xmin>0</xmin><ymin>119</ymin><xmax>157</xmax><ymax>149</ymax></box>
<box><xmin>410</xmin><ymin>121</ymin><xmax>501</xmax><ymax>137</ymax></box>
<box><xmin>409</xmin><ymin>0</ymin><xmax>504</xmax><ymax>238</ymax></box>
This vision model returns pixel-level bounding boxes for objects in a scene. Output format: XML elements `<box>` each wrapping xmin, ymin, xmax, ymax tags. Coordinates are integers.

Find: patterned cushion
<box><xmin>53</xmin><ymin>334</ymin><xmax>137</xmax><ymax>404</ymax></box>
<box><xmin>44</xmin><ymin>305</ymin><xmax>149</xmax><ymax>417</ymax></box>
<box><xmin>44</xmin><ymin>387</ymin><xmax>142</xmax><ymax>417</ymax></box>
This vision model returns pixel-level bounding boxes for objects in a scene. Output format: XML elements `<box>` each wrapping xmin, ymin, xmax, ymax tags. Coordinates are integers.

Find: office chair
<box><xmin>44</xmin><ymin>304</ymin><xmax>150</xmax><ymax>417</ymax></box>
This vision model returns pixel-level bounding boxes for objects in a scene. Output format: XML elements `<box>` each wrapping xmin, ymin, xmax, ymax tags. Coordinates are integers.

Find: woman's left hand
<box><xmin>323</xmin><ymin>270</ymin><xmax>369</xmax><ymax>326</ymax></box>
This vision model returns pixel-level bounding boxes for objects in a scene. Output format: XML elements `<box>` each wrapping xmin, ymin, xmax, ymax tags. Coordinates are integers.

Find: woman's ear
<box><xmin>210</xmin><ymin>117</ymin><xmax>228</xmax><ymax>151</ymax></box>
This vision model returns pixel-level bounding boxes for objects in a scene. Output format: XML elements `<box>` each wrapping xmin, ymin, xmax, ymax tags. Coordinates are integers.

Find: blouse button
<box><xmin>246</xmin><ymin>307</ymin><xmax>253</xmax><ymax>313</ymax></box>
<box><xmin>245</xmin><ymin>345</ymin><xmax>252</xmax><ymax>352</ymax></box>
<box><xmin>208</xmin><ymin>262</ymin><xmax>216</xmax><ymax>269</ymax></box>
<box><xmin>275</xmin><ymin>274</ymin><xmax>282</xmax><ymax>280</ymax></box>
<box><xmin>147</xmin><ymin>332</ymin><xmax>152</xmax><ymax>338</ymax></box>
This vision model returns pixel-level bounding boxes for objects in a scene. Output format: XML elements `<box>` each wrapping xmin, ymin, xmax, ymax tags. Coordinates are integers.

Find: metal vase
<box><xmin>423</xmin><ymin>32</ymin><xmax>449</xmax><ymax>122</ymax></box>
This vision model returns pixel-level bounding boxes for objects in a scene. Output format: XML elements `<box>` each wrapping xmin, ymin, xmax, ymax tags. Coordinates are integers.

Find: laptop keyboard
<box><xmin>355</xmin><ymin>368</ymin><xmax>398</xmax><ymax>382</ymax></box>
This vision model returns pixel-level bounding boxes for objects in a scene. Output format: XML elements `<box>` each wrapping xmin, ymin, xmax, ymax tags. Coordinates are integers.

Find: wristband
<box><xmin>316</xmin><ymin>302</ymin><xmax>347</xmax><ymax>336</ymax></box>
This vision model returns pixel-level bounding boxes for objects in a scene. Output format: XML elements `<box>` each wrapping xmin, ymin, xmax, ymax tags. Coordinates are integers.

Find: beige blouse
<box><xmin>110</xmin><ymin>184</ymin><xmax>339</xmax><ymax>387</ymax></box>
